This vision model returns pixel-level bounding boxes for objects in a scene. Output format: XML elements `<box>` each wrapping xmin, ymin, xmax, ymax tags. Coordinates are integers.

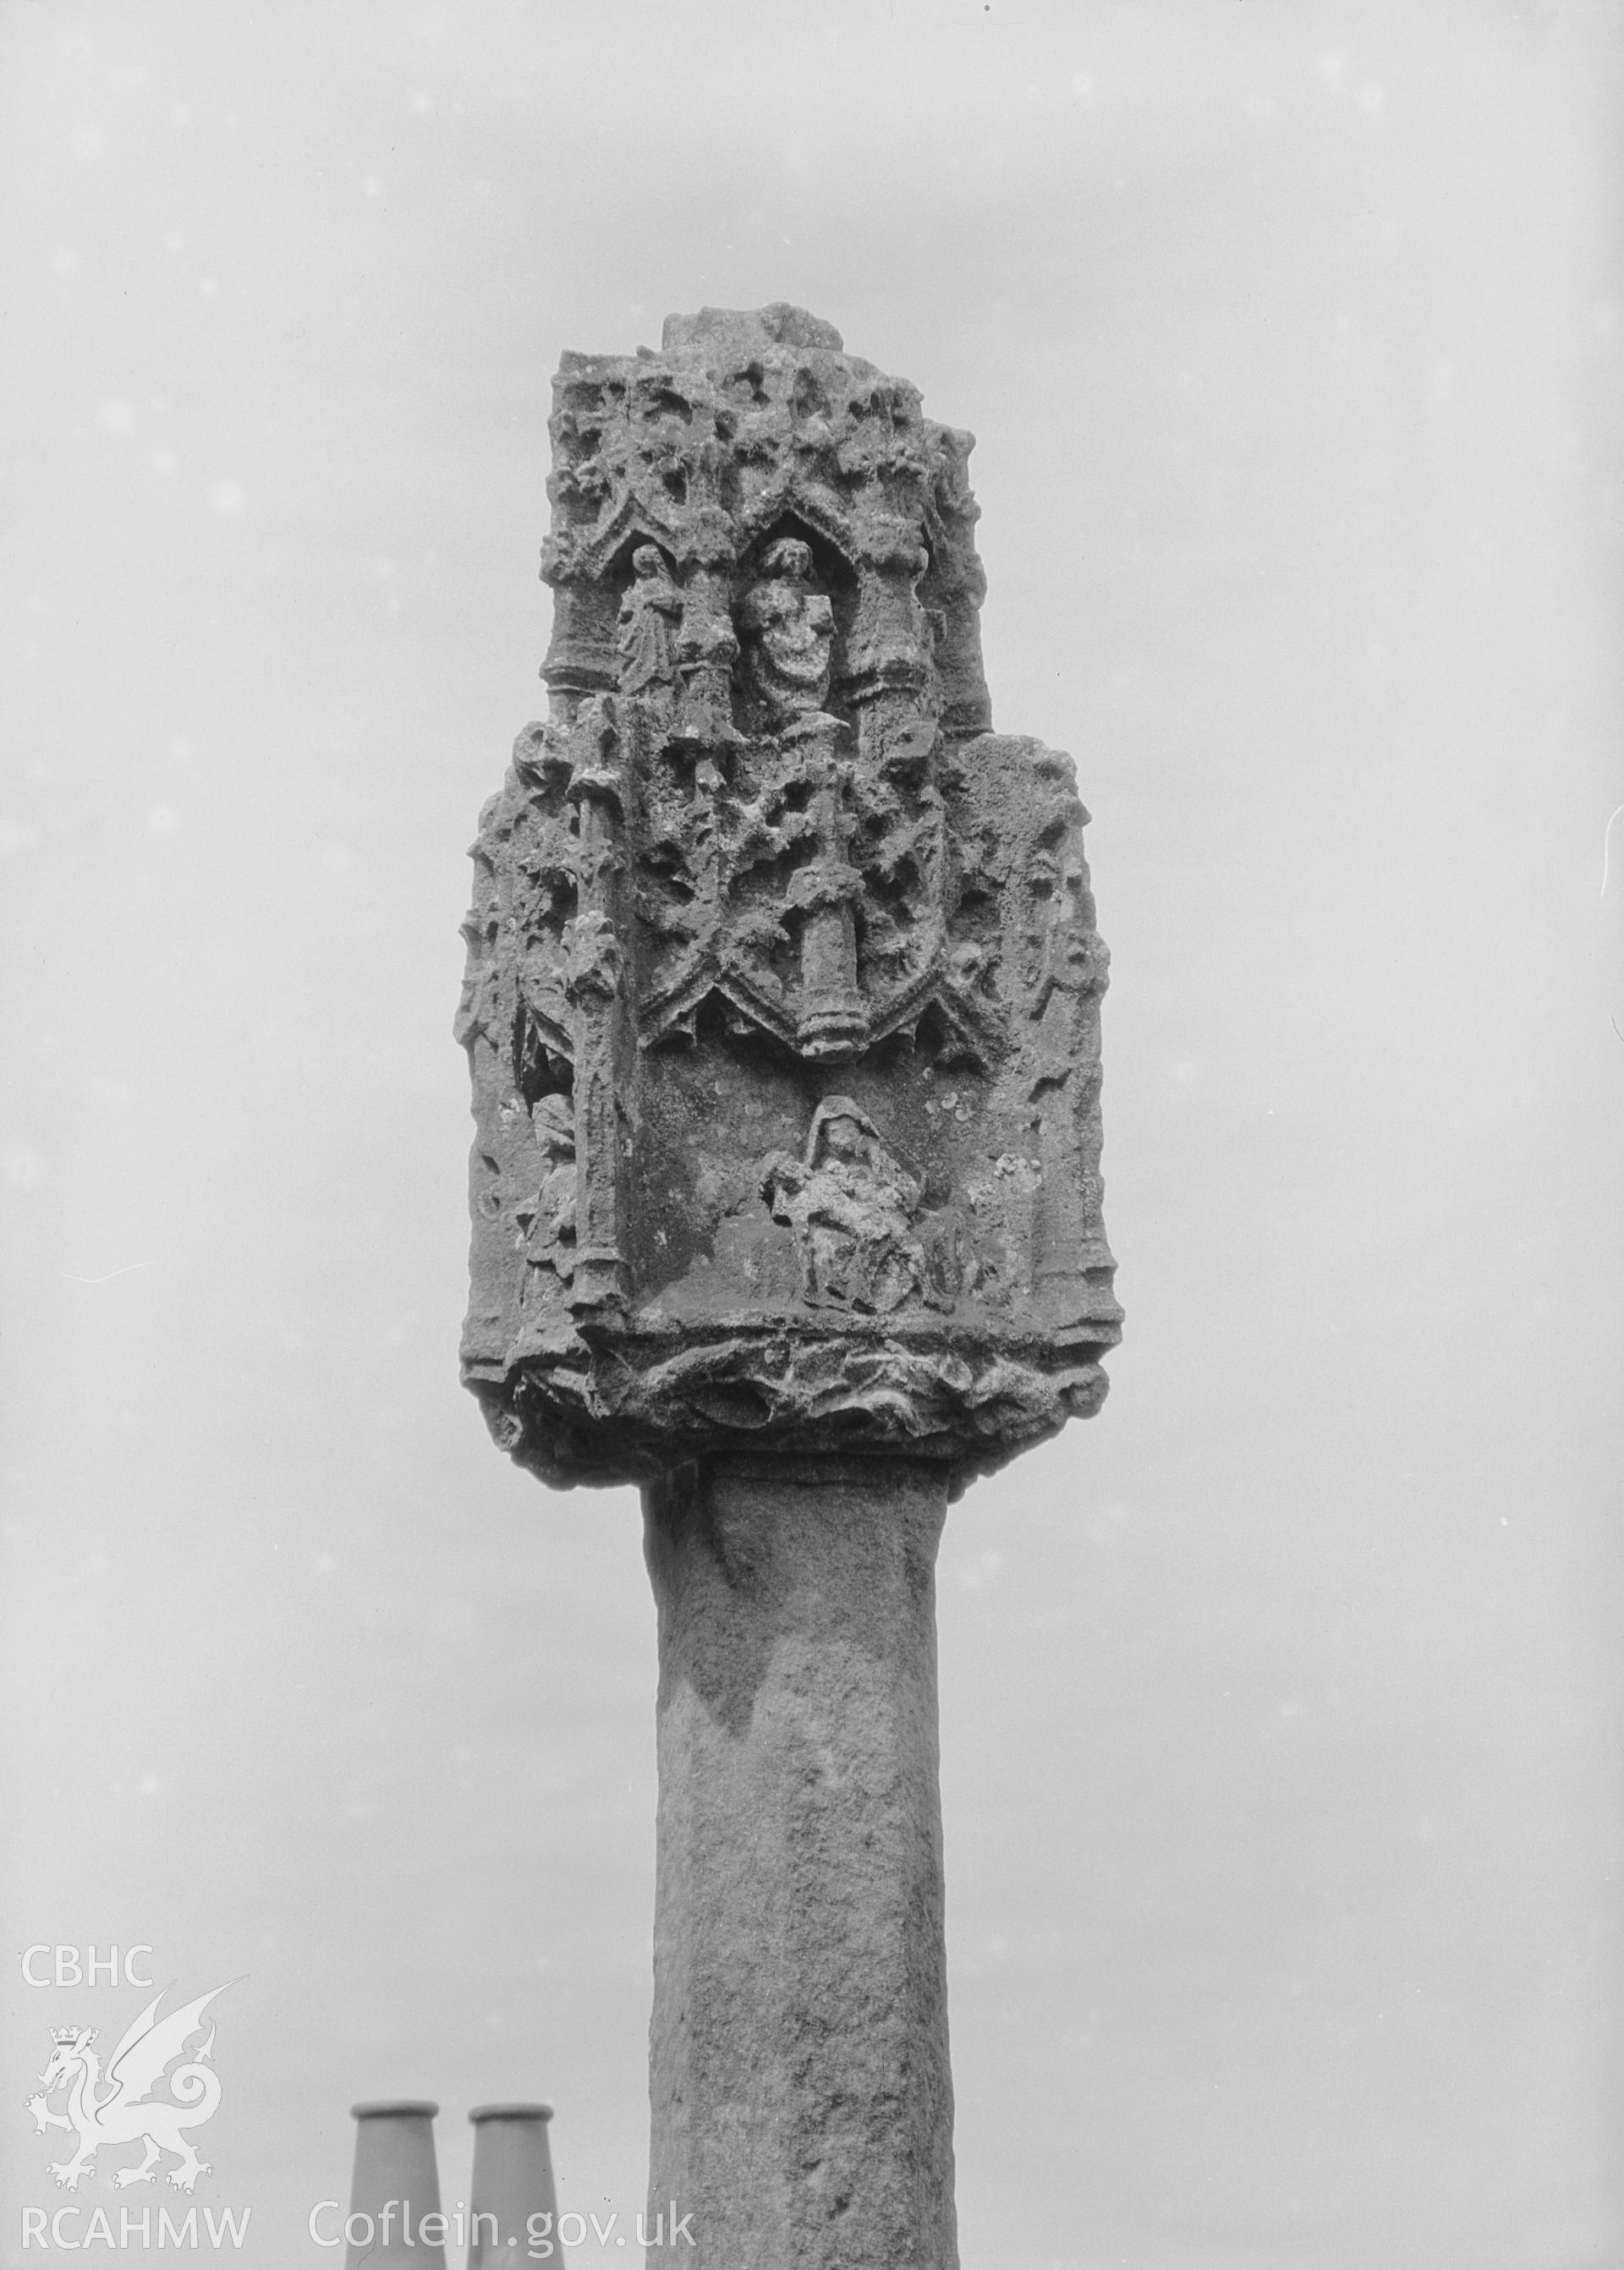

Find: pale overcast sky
<box><xmin>3</xmin><ymin>6</ymin><xmax>1621</xmax><ymax>2267</ymax></box>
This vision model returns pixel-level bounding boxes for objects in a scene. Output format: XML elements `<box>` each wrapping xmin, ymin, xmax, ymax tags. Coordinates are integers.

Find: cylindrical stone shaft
<box><xmin>641</xmin><ymin>1458</ymin><xmax>957</xmax><ymax>2270</ymax></box>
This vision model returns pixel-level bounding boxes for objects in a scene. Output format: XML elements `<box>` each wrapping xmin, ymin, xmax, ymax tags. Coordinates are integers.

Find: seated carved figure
<box><xmin>760</xmin><ymin>1096</ymin><xmax>927</xmax><ymax>1313</ymax></box>
<box><xmin>738</xmin><ymin>537</ymin><xmax>835</xmax><ymax>726</ymax></box>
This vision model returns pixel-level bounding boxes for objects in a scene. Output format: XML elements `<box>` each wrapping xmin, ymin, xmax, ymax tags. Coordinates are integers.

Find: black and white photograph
<box><xmin>2</xmin><ymin>5</ymin><xmax>1620</xmax><ymax>2266</ymax></box>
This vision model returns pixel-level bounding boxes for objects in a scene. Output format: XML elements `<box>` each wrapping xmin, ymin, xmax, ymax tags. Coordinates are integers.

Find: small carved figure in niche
<box><xmin>1029</xmin><ymin>852</ymin><xmax>1097</xmax><ymax>1014</ymax></box>
<box><xmin>946</xmin><ymin>940</ymin><xmax>998</xmax><ymax>1002</ymax></box>
<box><xmin>616</xmin><ymin>546</ymin><xmax>683</xmax><ymax>698</ymax></box>
<box><xmin>565</xmin><ymin>909</ymin><xmax>623</xmax><ymax>1005</ymax></box>
<box><xmin>738</xmin><ymin>537</ymin><xmax>835</xmax><ymax>726</ymax></box>
<box><xmin>760</xmin><ymin>1096</ymin><xmax>927</xmax><ymax>1313</ymax></box>
<box><xmin>515</xmin><ymin>1094</ymin><xmax>577</xmax><ymax>1303</ymax></box>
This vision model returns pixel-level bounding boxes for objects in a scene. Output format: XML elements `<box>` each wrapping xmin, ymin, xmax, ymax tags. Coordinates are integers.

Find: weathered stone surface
<box><xmin>643</xmin><ymin>1457</ymin><xmax>955</xmax><ymax>2270</ymax></box>
<box><xmin>458</xmin><ymin>304</ymin><xmax>1120</xmax><ymax>1494</ymax></box>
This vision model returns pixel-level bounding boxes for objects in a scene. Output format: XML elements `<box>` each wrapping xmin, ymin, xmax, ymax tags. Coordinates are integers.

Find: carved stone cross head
<box><xmin>458</xmin><ymin>306</ymin><xmax>1120</xmax><ymax>1494</ymax></box>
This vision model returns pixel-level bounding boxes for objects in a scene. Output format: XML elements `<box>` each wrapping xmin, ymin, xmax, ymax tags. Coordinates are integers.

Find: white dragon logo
<box><xmin>25</xmin><ymin>1983</ymin><xmax>229</xmax><ymax>2193</ymax></box>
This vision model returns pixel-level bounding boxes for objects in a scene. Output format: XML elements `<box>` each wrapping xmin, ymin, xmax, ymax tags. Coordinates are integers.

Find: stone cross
<box><xmin>457</xmin><ymin>304</ymin><xmax>1120</xmax><ymax>2270</ymax></box>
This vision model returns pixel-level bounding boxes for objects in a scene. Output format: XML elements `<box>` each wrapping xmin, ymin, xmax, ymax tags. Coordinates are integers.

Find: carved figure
<box><xmin>616</xmin><ymin>546</ymin><xmax>683</xmax><ymax>697</ymax></box>
<box><xmin>515</xmin><ymin>1094</ymin><xmax>577</xmax><ymax>1302</ymax></box>
<box><xmin>760</xmin><ymin>1096</ymin><xmax>927</xmax><ymax>1313</ymax></box>
<box><xmin>1023</xmin><ymin>848</ymin><xmax>1096</xmax><ymax>1019</ymax></box>
<box><xmin>738</xmin><ymin>538</ymin><xmax>836</xmax><ymax>725</ymax></box>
